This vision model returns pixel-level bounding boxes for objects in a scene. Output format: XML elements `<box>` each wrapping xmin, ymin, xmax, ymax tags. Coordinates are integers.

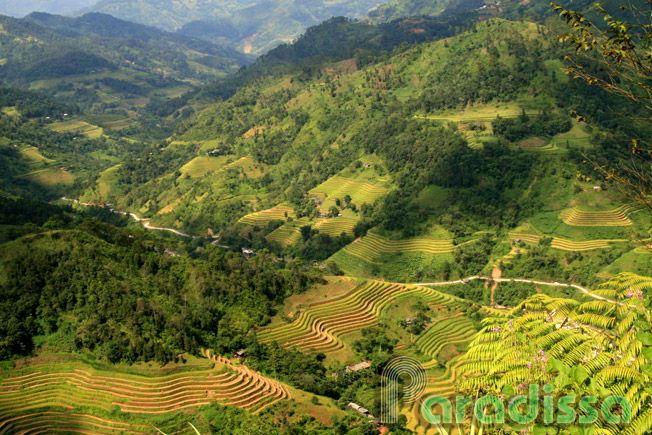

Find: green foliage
<box><xmin>353</xmin><ymin>326</ymin><xmax>397</xmax><ymax>360</ymax></box>
<box><xmin>462</xmin><ymin>273</ymin><xmax>652</xmax><ymax>435</ymax></box>
<box><xmin>0</xmin><ymin>223</ymin><xmax>320</xmax><ymax>362</ymax></box>
<box><xmin>453</xmin><ymin>234</ymin><xmax>496</xmax><ymax>275</ymax></box>
<box><xmin>492</xmin><ymin>110</ymin><xmax>572</xmax><ymax>142</ymax></box>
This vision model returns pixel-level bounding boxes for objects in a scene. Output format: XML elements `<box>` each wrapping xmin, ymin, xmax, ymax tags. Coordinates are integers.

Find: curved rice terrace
<box><xmin>238</xmin><ymin>206</ymin><xmax>295</xmax><ymax>226</ymax></box>
<box><xmin>341</xmin><ymin>231</ymin><xmax>463</xmax><ymax>260</ymax></box>
<box><xmin>0</xmin><ymin>356</ymin><xmax>290</xmax><ymax>432</ymax></box>
<box><xmin>265</xmin><ymin>217</ymin><xmax>311</xmax><ymax>245</ymax></box>
<box><xmin>256</xmin><ymin>280</ymin><xmax>466</xmax><ymax>354</ymax></box>
<box><xmin>179</xmin><ymin>155</ymin><xmax>233</xmax><ymax>179</ymax></box>
<box><xmin>312</xmin><ymin>216</ymin><xmax>358</xmax><ymax>236</ymax></box>
<box><xmin>0</xmin><ymin>411</ymin><xmax>152</xmax><ymax>435</ymax></box>
<box><xmin>509</xmin><ymin>232</ymin><xmax>630</xmax><ymax>251</ymax></box>
<box><xmin>414</xmin><ymin>316</ymin><xmax>477</xmax><ymax>369</ymax></box>
<box><xmin>308</xmin><ymin>177</ymin><xmax>389</xmax><ymax>204</ymax></box>
<box><xmin>404</xmin><ymin>356</ymin><xmax>473</xmax><ymax>435</ymax></box>
<box><xmin>265</xmin><ymin>216</ymin><xmax>358</xmax><ymax>245</ymax></box>
<box><xmin>560</xmin><ymin>205</ymin><xmax>638</xmax><ymax>226</ymax></box>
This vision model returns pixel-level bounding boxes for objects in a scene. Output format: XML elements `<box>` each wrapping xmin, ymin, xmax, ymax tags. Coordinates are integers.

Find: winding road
<box><xmin>59</xmin><ymin>198</ymin><xmax>619</xmax><ymax>304</ymax></box>
<box><xmin>412</xmin><ymin>276</ymin><xmax>615</xmax><ymax>303</ymax></box>
<box><xmin>61</xmin><ymin>197</ymin><xmax>197</xmax><ymax>238</ymax></box>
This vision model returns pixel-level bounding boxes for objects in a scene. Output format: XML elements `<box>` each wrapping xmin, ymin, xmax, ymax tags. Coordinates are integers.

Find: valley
<box><xmin>0</xmin><ymin>1</ymin><xmax>651</xmax><ymax>434</ymax></box>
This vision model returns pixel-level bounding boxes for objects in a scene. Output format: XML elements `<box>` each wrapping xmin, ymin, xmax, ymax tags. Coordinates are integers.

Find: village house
<box><xmin>345</xmin><ymin>361</ymin><xmax>371</xmax><ymax>373</ymax></box>
<box><xmin>347</xmin><ymin>402</ymin><xmax>369</xmax><ymax>415</ymax></box>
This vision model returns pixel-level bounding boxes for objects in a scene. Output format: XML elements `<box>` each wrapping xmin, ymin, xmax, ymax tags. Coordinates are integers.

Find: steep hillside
<box><xmin>368</xmin><ymin>0</ymin><xmax>649</xmax><ymax>24</ymax></box>
<box><xmin>0</xmin><ymin>12</ymin><xmax>253</xmax><ymax>139</ymax></box>
<box><xmin>79</xmin><ymin>18</ymin><xmax>652</xmax><ymax>287</ymax></box>
<box><xmin>369</xmin><ymin>0</ymin><xmax>484</xmax><ymax>22</ymax></box>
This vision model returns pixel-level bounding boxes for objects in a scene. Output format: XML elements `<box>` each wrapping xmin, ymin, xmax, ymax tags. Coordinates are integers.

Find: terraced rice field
<box><xmin>180</xmin><ymin>156</ymin><xmax>231</xmax><ymax>178</ymax></box>
<box><xmin>49</xmin><ymin>120</ymin><xmax>103</xmax><ymax>138</ymax></box>
<box><xmin>509</xmin><ymin>232</ymin><xmax>629</xmax><ymax>251</ymax></box>
<box><xmin>0</xmin><ymin>411</ymin><xmax>151</xmax><ymax>435</ymax></box>
<box><xmin>239</xmin><ymin>207</ymin><xmax>294</xmax><ymax>226</ymax></box>
<box><xmin>309</xmin><ymin>177</ymin><xmax>388</xmax><ymax>204</ymax></box>
<box><xmin>265</xmin><ymin>218</ymin><xmax>311</xmax><ymax>246</ymax></box>
<box><xmin>342</xmin><ymin>231</ymin><xmax>457</xmax><ymax>261</ymax></box>
<box><xmin>313</xmin><ymin>217</ymin><xmax>357</xmax><ymax>236</ymax></box>
<box><xmin>22</xmin><ymin>168</ymin><xmax>74</xmax><ymax>187</ymax></box>
<box><xmin>404</xmin><ymin>356</ymin><xmax>472</xmax><ymax>435</ymax></box>
<box><xmin>514</xmin><ymin>141</ymin><xmax>561</xmax><ymax>153</ymax></box>
<box><xmin>18</xmin><ymin>145</ymin><xmax>53</xmax><ymax>165</ymax></box>
<box><xmin>0</xmin><ymin>355</ymin><xmax>290</xmax><ymax>433</ymax></box>
<box><xmin>257</xmin><ymin>280</ymin><xmax>466</xmax><ymax>354</ymax></box>
<box><xmin>225</xmin><ymin>156</ymin><xmax>266</xmax><ymax>178</ymax></box>
<box><xmin>560</xmin><ymin>206</ymin><xmax>636</xmax><ymax>226</ymax></box>
<box><xmin>415</xmin><ymin>316</ymin><xmax>476</xmax><ymax>369</ymax></box>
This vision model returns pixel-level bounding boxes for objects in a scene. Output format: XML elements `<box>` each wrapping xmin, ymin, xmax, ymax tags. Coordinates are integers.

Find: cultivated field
<box><xmin>18</xmin><ymin>145</ymin><xmax>54</xmax><ymax>166</ymax></box>
<box><xmin>265</xmin><ymin>218</ymin><xmax>311</xmax><ymax>246</ymax></box>
<box><xmin>403</xmin><ymin>355</ymin><xmax>472</xmax><ymax>434</ymax></box>
<box><xmin>313</xmin><ymin>216</ymin><xmax>358</xmax><ymax>236</ymax></box>
<box><xmin>256</xmin><ymin>280</ymin><xmax>466</xmax><ymax>354</ymax></box>
<box><xmin>342</xmin><ymin>231</ymin><xmax>458</xmax><ymax>261</ymax></box>
<box><xmin>414</xmin><ymin>315</ymin><xmax>476</xmax><ymax>368</ymax></box>
<box><xmin>179</xmin><ymin>155</ymin><xmax>232</xmax><ymax>178</ymax></box>
<box><xmin>49</xmin><ymin>119</ymin><xmax>103</xmax><ymax>139</ymax></box>
<box><xmin>21</xmin><ymin>168</ymin><xmax>74</xmax><ymax>187</ymax></box>
<box><xmin>309</xmin><ymin>177</ymin><xmax>388</xmax><ymax>205</ymax></box>
<box><xmin>560</xmin><ymin>206</ymin><xmax>637</xmax><ymax>227</ymax></box>
<box><xmin>0</xmin><ymin>354</ymin><xmax>290</xmax><ymax>434</ymax></box>
<box><xmin>239</xmin><ymin>206</ymin><xmax>295</xmax><ymax>226</ymax></box>
<box><xmin>509</xmin><ymin>232</ymin><xmax>629</xmax><ymax>251</ymax></box>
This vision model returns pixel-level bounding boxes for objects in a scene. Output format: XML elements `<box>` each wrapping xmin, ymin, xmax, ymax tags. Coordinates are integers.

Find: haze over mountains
<box><xmin>0</xmin><ymin>0</ymin><xmax>98</xmax><ymax>17</ymax></box>
<box><xmin>84</xmin><ymin>0</ymin><xmax>389</xmax><ymax>54</ymax></box>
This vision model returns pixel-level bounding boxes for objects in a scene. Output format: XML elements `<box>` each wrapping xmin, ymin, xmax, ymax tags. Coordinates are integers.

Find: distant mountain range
<box><xmin>83</xmin><ymin>0</ymin><xmax>387</xmax><ymax>54</ymax></box>
<box><xmin>0</xmin><ymin>0</ymin><xmax>98</xmax><ymax>17</ymax></box>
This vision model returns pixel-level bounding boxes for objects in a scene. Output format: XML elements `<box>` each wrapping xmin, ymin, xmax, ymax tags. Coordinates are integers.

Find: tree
<box><xmin>552</xmin><ymin>2</ymin><xmax>652</xmax><ymax>211</ymax></box>
<box><xmin>460</xmin><ymin>272</ymin><xmax>652</xmax><ymax>435</ymax></box>
<box><xmin>300</xmin><ymin>225</ymin><xmax>312</xmax><ymax>241</ymax></box>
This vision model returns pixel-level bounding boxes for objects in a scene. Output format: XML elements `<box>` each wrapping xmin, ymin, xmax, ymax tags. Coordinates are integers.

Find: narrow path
<box><xmin>411</xmin><ymin>276</ymin><xmax>614</xmax><ymax>303</ymax></box>
<box><xmin>490</xmin><ymin>267</ymin><xmax>501</xmax><ymax>307</ymax></box>
<box><xmin>60</xmin><ymin>197</ymin><xmax>197</xmax><ymax>238</ymax></box>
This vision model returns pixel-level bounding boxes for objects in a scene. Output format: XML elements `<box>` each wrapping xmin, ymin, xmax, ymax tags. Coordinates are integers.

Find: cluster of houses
<box><xmin>346</xmin><ymin>402</ymin><xmax>384</xmax><ymax>428</ymax></box>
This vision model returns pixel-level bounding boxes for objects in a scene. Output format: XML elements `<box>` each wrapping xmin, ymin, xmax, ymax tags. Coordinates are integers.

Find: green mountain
<box><xmin>368</xmin><ymin>0</ymin><xmax>484</xmax><ymax>21</ymax></box>
<box><xmin>0</xmin><ymin>12</ymin><xmax>254</xmax><ymax>141</ymax></box>
<box><xmin>84</xmin><ymin>0</ymin><xmax>387</xmax><ymax>54</ymax></box>
<box><xmin>80</xmin><ymin>17</ymin><xmax>650</xmax><ymax>284</ymax></box>
<box><xmin>1</xmin><ymin>3</ymin><xmax>652</xmax><ymax>435</ymax></box>
<box><xmin>368</xmin><ymin>0</ymin><xmax>648</xmax><ymax>23</ymax></box>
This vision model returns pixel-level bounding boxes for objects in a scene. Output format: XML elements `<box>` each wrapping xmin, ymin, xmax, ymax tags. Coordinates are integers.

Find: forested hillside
<box><xmin>1</xmin><ymin>1</ymin><xmax>652</xmax><ymax>434</ymax></box>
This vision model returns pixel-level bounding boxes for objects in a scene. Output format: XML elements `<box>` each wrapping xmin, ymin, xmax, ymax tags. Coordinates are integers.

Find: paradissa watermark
<box><xmin>380</xmin><ymin>358</ymin><xmax>631</xmax><ymax>426</ymax></box>
<box><xmin>420</xmin><ymin>384</ymin><xmax>631</xmax><ymax>426</ymax></box>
